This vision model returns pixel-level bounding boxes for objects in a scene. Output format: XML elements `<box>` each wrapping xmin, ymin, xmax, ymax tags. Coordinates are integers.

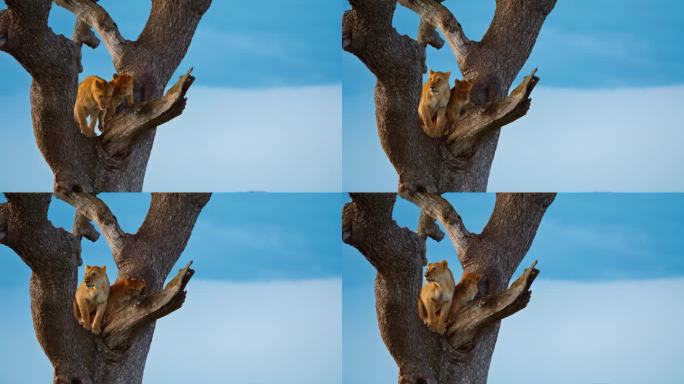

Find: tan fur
<box><xmin>74</xmin><ymin>76</ymin><xmax>114</xmax><ymax>137</ymax></box>
<box><xmin>73</xmin><ymin>265</ymin><xmax>110</xmax><ymax>335</ymax></box>
<box><xmin>446</xmin><ymin>78</ymin><xmax>475</xmax><ymax>125</ymax></box>
<box><xmin>104</xmin><ymin>277</ymin><xmax>145</xmax><ymax>322</ymax></box>
<box><xmin>447</xmin><ymin>271</ymin><xmax>483</xmax><ymax>322</ymax></box>
<box><xmin>418</xmin><ymin>70</ymin><xmax>451</xmax><ymax>138</ymax></box>
<box><xmin>418</xmin><ymin>260</ymin><xmax>455</xmax><ymax>335</ymax></box>
<box><xmin>104</xmin><ymin>73</ymin><xmax>135</xmax><ymax>130</ymax></box>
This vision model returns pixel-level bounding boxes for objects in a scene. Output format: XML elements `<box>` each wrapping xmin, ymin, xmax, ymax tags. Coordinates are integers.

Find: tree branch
<box><xmin>72</xmin><ymin>212</ymin><xmax>100</xmax><ymax>243</ymax></box>
<box><xmin>103</xmin><ymin>261</ymin><xmax>194</xmax><ymax>351</ymax></box>
<box><xmin>101</xmin><ymin>68</ymin><xmax>195</xmax><ymax>157</ymax></box>
<box><xmin>447</xmin><ymin>68</ymin><xmax>539</xmax><ymax>154</ymax></box>
<box><xmin>447</xmin><ymin>260</ymin><xmax>539</xmax><ymax>351</ymax></box>
<box><xmin>398</xmin><ymin>0</ymin><xmax>472</xmax><ymax>63</ymax></box>
<box><xmin>401</xmin><ymin>192</ymin><xmax>471</xmax><ymax>262</ymax></box>
<box><xmin>55</xmin><ymin>192</ymin><xmax>127</xmax><ymax>257</ymax></box>
<box><xmin>0</xmin><ymin>202</ymin><xmax>8</xmax><ymax>243</ymax></box>
<box><xmin>54</xmin><ymin>0</ymin><xmax>128</xmax><ymax>61</ymax></box>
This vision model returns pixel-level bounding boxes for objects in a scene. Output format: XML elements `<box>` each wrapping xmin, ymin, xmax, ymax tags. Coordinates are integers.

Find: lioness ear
<box><xmin>102</xmin><ymin>266</ymin><xmax>107</xmax><ymax>271</ymax></box>
<box><xmin>86</xmin><ymin>264</ymin><xmax>91</xmax><ymax>268</ymax></box>
<box><xmin>429</xmin><ymin>69</ymin><xmax>434</xmax><ymax>75</ymax></box>
<box><xmin>440</xmin><ymin>260</ymin><xmax>448</xmax><ymax>267</ymax></box>
<box><xmin>445</xmin><ymin>71</ymin><xmax>451</xmax><ymax>77</ymax></box>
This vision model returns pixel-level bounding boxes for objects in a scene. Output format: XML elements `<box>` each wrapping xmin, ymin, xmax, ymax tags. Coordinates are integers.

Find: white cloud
<box><xmin>146</xmin><ymin>278</ymin><xmax>341</xmax><ymax>384</ymax></box>
<box><xmin>0</xmin><ymin>278</ymin><xmax>341</xmax><ymax>384</ymax></box>
<box><xmin>145</xmin><ymin>85</ymin><xmax>341</xmax><ymax>192</ymax></box>
<box><xmin>343</xmin><ymin>278</ymin><xmax>684</xmax><ymax>384</ymax></box>
<box><xmin>490</xmin><ymin>85</ymin><xmax>684</xmax><ymax>191</ymax></box>
<box><xmin>490</xmin><ymin>278</ymin><xmax>684</xmax><ymax>384</ymax></box>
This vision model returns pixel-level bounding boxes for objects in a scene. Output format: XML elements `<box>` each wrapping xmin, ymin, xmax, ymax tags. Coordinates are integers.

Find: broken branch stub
<box><xmin>446</xmin><ymin>260</ymin><xmax>539</xmax><ymax>351</ymax></box>
<box><xmin>447</xmin><ymin>68</ymin><xmax>539</xmax><ymax>156</ymax></box>
<box><xmin>103</xmin><ymin>261</ymin><xmax>195</xmax><ymax>350</ymax></box>
<box><xmin>101</xmin><ymin>68</ymin><xmax>195</xmax><ymax>157</ymax></box>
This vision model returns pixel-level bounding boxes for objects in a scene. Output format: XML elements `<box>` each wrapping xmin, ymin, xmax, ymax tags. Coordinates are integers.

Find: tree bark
<box><xmin>343</xmin><ymin>192</ymin><xmax>555</xmax><ymax>384</ymax></box>
<box><xmin>0</xmin><ymin>193</ymin><xmax>210</xmax><ymax>383</ymax></box>
<box><xmin>0</xmin><ymin>0</ymin><xmax>211</xmax><ymax>192</ymax></box>
<box><xmin>343</xmin><ymin>0</ymin><xmax>555</xmax><ymax>192</ymax></box>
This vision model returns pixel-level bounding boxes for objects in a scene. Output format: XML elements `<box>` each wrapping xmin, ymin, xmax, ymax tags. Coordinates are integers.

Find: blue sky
<box><xmin>343</xmin><ymin>0</ymin><xmax>684</xmax><ymax>191</ymax></box>
<box><xmin>0</xmin><ymin>0</ymin><xmax>342</xmax><ymax>191</ymax></box>
<box><xmin>0</xmin><ymin>193</ymin><xmax>342</xmax><ymax>383</ymax></box>
<box><xmin>343</xmin><ymin>193</ymin><xmax>684</xmax><ymax>383</ymax></box>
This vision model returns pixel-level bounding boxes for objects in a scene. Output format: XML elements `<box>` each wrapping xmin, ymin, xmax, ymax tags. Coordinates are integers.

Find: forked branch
<box><xmin>402</xmin><ymin>191</ymin><xmax>471</xmax><ymax>259</ymax></box>
<box><xmin>103</xmin><ymin>261</ymin><xmax>195</xmax><ymax>350</ymax></box>
<box><xmin>446</xmin><ymin>68</ymin><xmax>539</xmax><ymax>156</ymax></box>
<box><xmin>54</xmin><ymin>0</ymin><xmax>128</xmax><ymax>60</ymax></box>
<box><xmin>398</xmin><ymin>0</ymin><xmax>472</xmax><ymax>62</ymax></box>
<box><xmin>56</xmin><ymin>192</ymin><xmax>127</xmax><ymax>256</ymax></box>
<box><xmin>447</xmin><ymin>260</ymin><xmax>539</xmax><ymax>351</ymax></box>
<box><xmin>101</xmin><ymin>68</ymin><xmax>195</xmax><ymax>157</ymax></box>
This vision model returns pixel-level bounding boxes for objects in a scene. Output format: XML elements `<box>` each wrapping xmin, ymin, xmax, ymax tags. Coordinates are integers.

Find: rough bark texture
<box><xmin>343</xmin><ymin>192</ymin><xmax>555</xmax><ymax>384</ymax></box>
<box><xmin>343</xmin><ymin>0</ymin><xmax>556</xmax><ymax>192</ymax></box>
<box><xmin>0</xmin><ymin>0</ymin><xmax>211</xmax><ymax>192</ymax></box>
<box><xmin>0</xmin><ymin>193</ymin><xmax>211</xmax><ymax>383</ymax></box>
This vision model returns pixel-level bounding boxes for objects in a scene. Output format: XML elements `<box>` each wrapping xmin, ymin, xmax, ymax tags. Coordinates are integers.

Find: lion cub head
<box><xmin>424</xmin><ymin>259</ymin><xmax>452</xmax><ymax>283</ymax></box>
<box><xmin>427</xmin><ymin>70</ymin><xmax>451</xmax><ymax>93</ymax></box>
<box><xmin>118</xmin><ymin>277</ymin><xmax>146</xmax><ymax>295</ymax></box>
<box><xmin>457</xmin><ymin>271</ymin><xmax>482</xmax><ymax>300</ymax></box>
<box><xmin>111</xmin><ymin>73</ymin><xmax>134</xmax><ymax>95</ymax></box>
<box><xmin>84</xmin><ymin>265</ymin><xmax>108</xmax><ymax>288</ymax></box>
<box><xmin>90</xmin><ymin>79</ymin><xmax>114</xmax><ymax>110</ymax></box>
<box><xmin>453</xmin><ymin>79</ymin><xmax>475</xmax><ymax>99</ymax></box>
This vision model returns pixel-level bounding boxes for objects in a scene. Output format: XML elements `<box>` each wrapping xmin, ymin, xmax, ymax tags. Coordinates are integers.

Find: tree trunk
<box><xmin>343</xmin><ymin>192</ymin><xmax>554</xmax><ymax>383</ymax></box>
<box><xmin>343</xmin><ymin>0</ymin><xmax>556</xmax><ymax>192</ymax></box>
<box><xmin>0</xmin><ymin>0</ymin><xmax>211</xmax><ymax>192</ymax></box>
<box><xmin>1</xmin><ymin>193</ymin><xmax>210</xmax><ymax>383</ymax></box>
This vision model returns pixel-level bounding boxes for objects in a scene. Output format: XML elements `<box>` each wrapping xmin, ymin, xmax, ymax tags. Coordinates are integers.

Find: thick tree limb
<box><xmin>447</xmin><ymin>68</ymin><xmax>539</xmax><ymax>154</ymax></box>
<box><xmin>56</xmin><ymin>192</ymin><xmax>127</xmax><ymax>257</ymax></box>
<box><xmin>447</xmin><ymin>260</ymin><xmax>539</xmax><ymax>351</ymax></box>
<box><xmin>398</xmin><ymin>0</ymin><xmax>472</xmax><ymax>63</ymax></box>
<box><xmin>103</xmin><ymin>261</ymin><xmax>194</xmax><ymax>350</ymax></box>
<box><xmin>54</xmin><ymin>0</ymin><xmax>127</xmax><ymax>61</ymax></box>
<box><xmin>479</xmin><ymin>193</ymin><xmax>555</xmax><ymax>276</ymax></box>
<box><xmin>101</xmin><ymin>68</ymin><xmax>195</xmax><ymax>157</ymax></box>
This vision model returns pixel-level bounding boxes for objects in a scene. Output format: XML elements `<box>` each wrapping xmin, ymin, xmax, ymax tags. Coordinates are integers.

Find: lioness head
<box><xmin>84</xmin><ymin>265</ymin><xmax>107</xmax><ymax>288</ymax></box>
<box><xmin>427</xmin><ymin>70</ymin><xmax>451</xmax><ymax>93</ymax></box>
<box><xmin>91</xmin><ymin>79</ymin><xmax>114</xmax><ymax>110</ymax></box>
<box><xmin>111</xmin><ymin>73</ymin><xmax>134</xmax><ymax>95</ymax></box>
<box><xmin>425</xmin><ymin>259</ymin><xmax>451</xmax><ymax>282</ymax></box>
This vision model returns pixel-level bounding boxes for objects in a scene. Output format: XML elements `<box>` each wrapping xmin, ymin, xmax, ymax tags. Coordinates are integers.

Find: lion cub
<box><xmin>74</xmin><ymin>76</ymin><xmax>114</xmax><ymax>137</ymax></box>
<box><xmin>418</xmin><ymin>70</ymin><xmax>451</xmax><ymax>138</ymax></box>
<box><xmin>104</xmin><ymin>277</ymin><xmax>146</xmax><ymax>322</ymax></box>
<box><xmin>105</xmin><ymin>73</ymin><xmax>135</xmax><ymax>128</ymax></box>
<box><xmin>446</xmin><ymin>78</ymin><xmax>475</xmax><ymax>124</ymax></box>
<box><xmin>447</xmin><ymin>271</ymin><xmax>483</xmax><ymax>322</ymax></box>
<box><xmin>73</xmin><ymin>265</ymin><xmax>110</xmax><ymax>335</ymax></box>
<box><xmin>418</xmin><ymin>259</ymin><xmax>455</xmax><ymax>335</ymax></box>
